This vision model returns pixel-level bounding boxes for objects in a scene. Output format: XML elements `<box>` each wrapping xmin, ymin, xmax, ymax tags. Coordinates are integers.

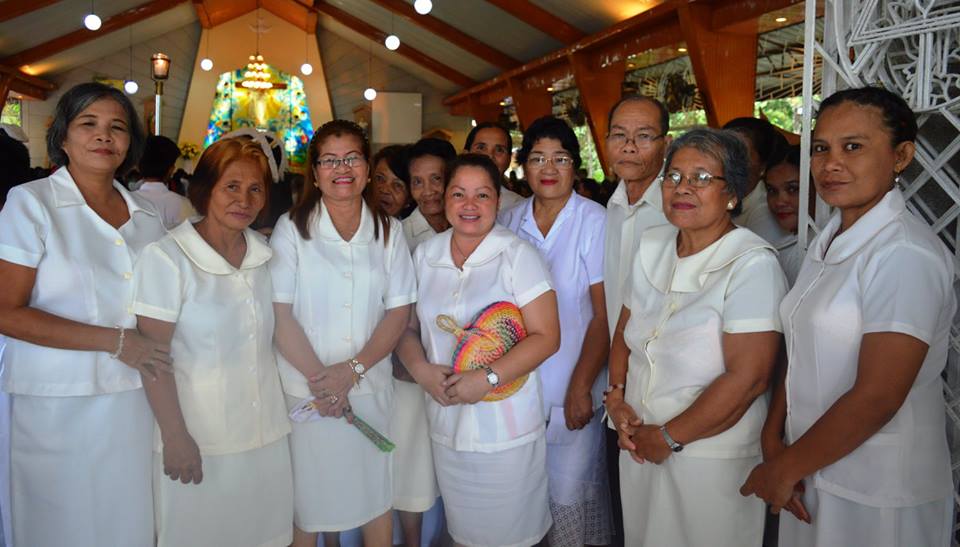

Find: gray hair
<box><xmin>46</xmin><ymin>82</ymin><xmax>145</xmax><ymax>175</ymax></box>
<box><xmin>664</xmin><ymin>128</ymin><xmax>750</xmax><ymax>216</ymax></box>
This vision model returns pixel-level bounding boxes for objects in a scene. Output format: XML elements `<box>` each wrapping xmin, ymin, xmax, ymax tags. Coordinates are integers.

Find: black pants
<box><xmin>605</xmin><ymin>421</ymin><xmax>625</xmax><ymax>547</ymax></box>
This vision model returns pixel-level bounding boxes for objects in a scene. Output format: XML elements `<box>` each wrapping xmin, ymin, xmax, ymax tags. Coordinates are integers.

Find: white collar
<box><xmin>810</xmin><ymin>188</ymin><xmax>906</xmax><ymax>265</ymax></box>
<box><xmin>136</xmin><ymin>181</ymin><xmax>169</xmax><ymax>191</ymax></box>
<box><xmin>169</xmin><ymin>221</ymin><xmax>272</xmax><ymax>275</ymax></box>
<box><xmin>50</xmin><ymin>167</ymin><xmax>156</xmax><ymax>218</ymax></box>
<box><xmin>517</xmin><ymin>192</ymin><xmax>578</xmax><ymax>241</ymax></box>
<box><xmin>424</xmin><ymin>224</ymin><xmax>516</xmax><ymax>269</ymax></box>
<box><xmin>407</xmin><ymin>206</ymin><xmax>438</xmax><ymax>238</ymax></box>
<box><xmin>640</xmin><ymin>224</ymin><xmax>774</xmax><ymax>293</ymax></box>
<box><xmin>608</xmin><ymin>177</ymin><xmax>663</xmax><ymax>214</ymax></box>
<box><xmin>314</xmin><ymin>198</ymin><xmax>375</xmax><ymax>243</ymax></box>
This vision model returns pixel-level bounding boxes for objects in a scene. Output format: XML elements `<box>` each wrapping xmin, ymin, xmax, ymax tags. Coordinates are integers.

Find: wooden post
<box><xmin>678</xmin><ymin>3</ymin><xmax>758</xmax><ymax>127</ymax></box>
<box><xmin>568</xmin><ymin>51</ymin><xmax>625</xmax><ymax>175</ymax></box>
<box><xmin>0</xmin><ymin>74</ymin><xmax>12</xmax><ymax>110</ymax></box>
<box><xmin>467</xmin><ymin>95</ymin><xmax>503</xmax><ymax>124</ymax></box>
<box><xmin>507</xmin><ymin>77</ymin><xmax>552</xmax><ymax>132</ymax></box>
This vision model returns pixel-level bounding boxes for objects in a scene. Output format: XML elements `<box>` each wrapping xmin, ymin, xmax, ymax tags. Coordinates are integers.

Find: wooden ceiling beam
<box><xmin>483</xmin><ymin>0</ymin><xmax>585</xmax><ymax>44</ymax></box>
<box><xmin>368</xmin><ymin>0</ymin><xmax>520</xmax><ymax>70</ymax></box>
<box><xmin>309</xmin><ymin>1</ymin><xmax>476</xmax><ymax>88</ymax></box>
<box><xmin>1</xmin><ymin>0</ymin><xmax>190</xmax><ymax>70</ymax></box>
<box><xmin>0</xmin><ymin>0</ymin><xmax>61</xmax><ymax>23</ymax></box>
<box><xmin>192</xmin><ymin>0</ymin><xmax>213</xmax><ymax>28</ymax></box>
<box><xmin>711</xmin><ymin>0</ymin><xmax>804</xmax><ymax>32</ymax></box>
<box><xmin>0</xmin><ymin>63</ymin><xmax>57</xmax><ymax>100</ymax></box>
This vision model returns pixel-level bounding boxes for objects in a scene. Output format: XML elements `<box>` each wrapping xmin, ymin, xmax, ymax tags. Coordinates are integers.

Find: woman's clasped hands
<box><xmin>308</xmin><ymin>361</ymin><xmax>355</xmax><ymax>418</ymax></box>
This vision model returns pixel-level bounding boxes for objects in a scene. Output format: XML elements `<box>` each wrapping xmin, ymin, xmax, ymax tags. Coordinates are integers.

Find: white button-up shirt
<box><xmin>623</xmin><ymin>225</ymin><xmax>786</xmax><ymax>458</ymax></box>
<box><xmin>0</xmin><ymin>169</ymin><xmax>165</xmax><ymax>396</ymax></box>
<box><xmin>401</xmin><ymin>206</ymin><xmax>439</xmax><ymax>252</ymax></box>
<box><xmin>604</xmin><ymin>179</ymin><xmax>668</xmax><ymax>337</ymax></box>
<box><xmin>734</xmin><ymin>183</ymin><xmax>791</xmax><ymax>247</ymax></box>
<box><xmin>499</xmin><ymin>187</ymin><xmax>524</xmax><ymax>212</ymax></box>
<box><xmin>132</xmin><ymin>222</ymin><xmax>290</xmax><ymax>456</ymax></box>
<box><xmin>500</xmin><ymin>193</ymin><xmax>606</xmax><ymax>411</ymax></box>
<box><xmin>413</xmin><ymin>225</ymin><xmax>554</xmax><ymax>453</ymax></box>
<box><xmin>270</xmin><ymin>201</ymin><xmax>417</xmax><ymax>399</ymax></box>
<box><xmin>781</xmin><ymin>188</ymin><xmax>954</xmax><ymax>507</ymax></box>
<box><xmin>133</xmin><ymin>181</ymin><xmax>196</xmax><ymax>229</ymax></box>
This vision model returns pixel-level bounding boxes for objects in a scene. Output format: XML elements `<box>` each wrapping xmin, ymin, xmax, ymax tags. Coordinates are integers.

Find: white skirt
<box><xmin>434</xmin><ymin>436</ymin><xmax>551</xmax><ymax>547</ymax></box>
<box><xmin>619</xmin><ymin>451</ymin><xmax>764</xmax><ymax>547</ymax></box>
<box><xmin>544</xmin><ymin>410</ymin><xmax>613</xmax><ymax>547</ymax></box>
<box><xmin>10</xmin><ymin>389</ymin><xmax>154</xmax><ymax>547</ymax></box>
<box><xmin>286</xmin><ymin>390</ymin><xmax>393</xmax><ymax>532</ymax></box>
<box><xmin>155</xmin><ymin>436</ymin><xmax>294</xmax><ymax>547</ymax></box>
<box><xmin>779</xmin><ymin>482</ymin><xmax>953</xmax><ymax>547</ymax></box>
<box><xmin>390</xmin><ymin>379</ymin><xmax>438</xmax><ymax>512</ymax></box>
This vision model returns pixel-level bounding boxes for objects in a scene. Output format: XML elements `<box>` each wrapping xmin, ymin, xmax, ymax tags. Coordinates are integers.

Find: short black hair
<box><xmin>721</xmin><ymin>117</ymin><xmax>789</xmax><ymax>170</ymax></box>
<box><xmin>371</xmin><ymin>144</ymin><xmax>410</xmax><ymax>183</ymax></box>
<box><xmin>446</xmin><ymin>153</ymin><xmax>502</xmax><ymax>196</ymax></box>
<box><xmin>769</xmin><ymin>143</ymin><xmax>802</xmax><ymax>169</ymax></box>
<box><xmin>46</xmin><ymin>82</ymin><xmax>145</xmax><ymax>175</ymax></box>
<box><xmin>607</xmin><ymin>95</ymin><xmax>670</xmax><ymax>136</ymax></box>
<box><xmin>664</xmin><ymin>128</ymin><xmax>750</xmax><ymax>216</ymax></box>
<box><xmin>138</xmin><ymin>135</ymin><xmax>181</xmax><ymax>179</ymax></box>
<box><xmin>464</xmin><ymin>122</ymin><xmax>511</xmax><ymax>151</ymax></box>
<box><xmin>409</xmin><ymin>137</ymin><xmax>457</xmax><ymax>165</ymax></box>
<box><xmin>817</xmin><ymin>86</ymin><xmax>917</xmax><ymax>145</ymax></box>
<box><xmin>0</xmin><ymin>130</ymin><xmax>31</xmax><ymax>201</ymax></box>
<box><xmin>516</xmin><ymin>115</ymin><xmax>582</xmax><ymax>170</ymax></box>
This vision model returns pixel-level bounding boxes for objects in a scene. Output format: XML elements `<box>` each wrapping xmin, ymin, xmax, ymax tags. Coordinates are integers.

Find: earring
<box><xmin>726</xmin><ymin>200</ymin><xmax>736</xmax><ymax>211</ymax></box>
<box><xmin>894</xmin><ymin>172</ymin><xmax>902</xmax><ymax>185</ymax></box>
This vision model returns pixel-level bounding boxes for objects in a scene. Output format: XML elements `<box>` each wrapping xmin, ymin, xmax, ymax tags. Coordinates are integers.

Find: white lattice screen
<box><xmin>799</xmin><ymin>0</ymin><xmax>960</xmax><ymax>541</ymax></box>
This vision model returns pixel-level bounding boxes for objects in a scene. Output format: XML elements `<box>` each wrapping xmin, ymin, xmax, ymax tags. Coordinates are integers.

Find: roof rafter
<box><xmin>367</xmin><ymin>0</ymin><xmax>520</xmax><ymax>70</ymax></box>
<box><xmin>1</xmin><ymin>0</ymin><xmax>189</xmax><ymax>70</ymax></box>
<box><xmin>483</xmin><ymin>0</ymin><xmax>585</xmax><ymax>44</ymax></box>
<box><xmin>0</xmin><ymin>0</ymin><xmax>61</xmax><ymax>24</ymax></box>
<box><xmin>0</xmin><ymin>63</ymin><xmax>57</xmax><ymax>100</ymax></box>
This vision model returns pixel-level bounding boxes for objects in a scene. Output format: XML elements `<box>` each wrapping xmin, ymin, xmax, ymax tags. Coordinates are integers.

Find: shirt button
<box><xmin>248</xmin><ymin>333</ymin><xmax>255</xmax><ymax>340</ymax></box>
<box><xmin>114</xmin><ymin>238</ymin><xmax>124</xmax><ymax>246</ymax></box>
<box><xmin>343</xmin><ymin>271</ymin><xmax>352</xmax><ymax>278</ymax></box>
<box><xmin>252</xmin><ymin>400</ymin><xmax>259</xmax><ymax>408</ymax></box>
<box><xmin>453</xmin><ymin>291</ymin><xmax>459</xmax><ymax>297</ymax></box>
<box><xmin>123</xmin><ymin>272</ymin><xmax>132</xmax><ymax>280</ymax></box>
<box><xmin>343</xmin><ymin>303</ymin><xmax>351</xmax><ymax>309</ymax></box>
<box><xmin>343</xmin><ymin>336</ymin><xmax>352</xmax><ymax>342</ymax></box>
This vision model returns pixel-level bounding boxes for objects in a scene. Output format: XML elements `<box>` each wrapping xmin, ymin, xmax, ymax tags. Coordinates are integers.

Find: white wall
<box><xmin>21</xmin><ymin>22</ymin><xmax>200</xmax><ymax>167</ymax></box>
<box><xmin>318</xmin><ymin>29</ymin><xmax>472</xmax><ymax>149</ymax></box>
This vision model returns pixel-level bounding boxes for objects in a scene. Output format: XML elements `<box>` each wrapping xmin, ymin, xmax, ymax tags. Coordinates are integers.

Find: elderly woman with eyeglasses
<box><xmin>604</xmin><ymin>128</ymin><xmax>787</xmax><ymax>547</ymax></box>
<box><xmin>500</xmin><ymin>115</ymin><xmax>612</xmax><ymax>547</ymax></box>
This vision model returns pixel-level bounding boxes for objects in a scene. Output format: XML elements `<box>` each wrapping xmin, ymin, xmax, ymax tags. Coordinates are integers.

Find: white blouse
<box><xmin>270</xmin><ymin>200</ymin><xmax>417</xmax><ymax>399</ymax></box>
<box><xmin>603</xmin><ymin>178</ymin><xmax>668</xmax><ymax>337</ymax></box>
<box><xmin>0</xmin><ymin>169</ymin><xmax>165</xmax><ymax>396</ymax></box>
<box><xmin>499</xmin><ymin>193</ymin><xmax>606</xmax><ymax>411</ymax></box>
<box><xmin>132</xmin><ymin>222</ymin><xmax>290</xmax><ymax>456</ymax></box>
<box><xmin>413</xmin><ymin>225</ymin><xmax>554</xmax><ymax>453</ymax></box>
<box><xmin>734</xmin><ymin>183</ymin><xmax>791</xmax><ymax>247</ymax></box>
<box><xmin>623</xmin><ymin>225</ymin><xmax>787</xmax><ymax>458</ymax></box>
<box><xmin>781</xmin><ymin>188</ymin><xmax>954</xmax><ymax>507</ymax></box>
<box><xmin>401</xmin><ymin>207</ymin><xmax>439</xmax><ymax>252</ymax></box>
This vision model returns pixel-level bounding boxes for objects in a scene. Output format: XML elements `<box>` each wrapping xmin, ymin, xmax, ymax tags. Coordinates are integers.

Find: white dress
<box><xmin>620</xmin><ymin>224</ymin><xmax>787</xmax><ymax>547</ymax></box>
<box><xmin>734</xmin><ymin>183</ymin><xmax>792</xmax><ymax>247</ymax></box>
<box><xmin>413</xmin><ymin>225</ymin><xmax>555</xmax><ymax>547</ymax></box>
<box><xmin>133</xmin><ymin>181</ymin><xmax>196</xmax><ymax>229</ymax></box>
<box><xmin>779</xmin><ymin>188</ymin><xmax>955</xmax><ymax>547</ymax></box>
<box><xmin>269</xmin><ymin>200</ymin><xmax>417</xmax><ymax>531</ymax></box>
<box><xmin>500</xmin><ymin>193</ymin><xmax>612</xmax><ymax>547</ymax></box>
<box><xmin>132</xmin><ymin>221</ymin><xmax>293</xmax><ymax>547</ymax></box>
<box><xmin>0</xmin><ymin>169</ymin><xmax>166</xmax><ymax>547</ymax></box>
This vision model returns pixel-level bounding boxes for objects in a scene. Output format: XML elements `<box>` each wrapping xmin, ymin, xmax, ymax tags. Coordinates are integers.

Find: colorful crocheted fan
<box><xmin>436</xmin><ymin>301</ymin><xmax>528</xmax><ymax>402</ymax></box>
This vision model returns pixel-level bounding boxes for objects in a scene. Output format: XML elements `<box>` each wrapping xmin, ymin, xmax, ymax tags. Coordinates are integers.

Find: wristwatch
<box><xmin>481</xmin><ymin>366</ymin><xmax>500</xmax><ymax>387</ymax></box>
<box><xmin>660</xmin><ymin>425</ymin><xmax>684</xmax><ymax>453</ymax></box>
<box><xmin>349</xmin><ymin>358</ymin><xmax>366</xmax><ymax>381</ymax></box>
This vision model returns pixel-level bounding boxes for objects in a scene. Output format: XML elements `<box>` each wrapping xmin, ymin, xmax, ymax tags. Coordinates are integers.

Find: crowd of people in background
<box><xmin>0</xmin><ymin>79</ymin><xmax>954</xmax><ymax>547</ymax></box>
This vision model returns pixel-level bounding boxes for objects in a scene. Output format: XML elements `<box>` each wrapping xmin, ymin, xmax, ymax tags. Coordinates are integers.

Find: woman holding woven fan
<box><xmin>396</xmin><ymin>153</ymin><xmax>560</xmax><ymax>547</ymax></box>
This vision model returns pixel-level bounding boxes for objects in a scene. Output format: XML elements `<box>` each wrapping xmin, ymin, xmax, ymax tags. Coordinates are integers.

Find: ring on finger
<box><xmin>329</xmin><ymin>395</ymin><xmax>339</xmax><ymax>403</ymax></box>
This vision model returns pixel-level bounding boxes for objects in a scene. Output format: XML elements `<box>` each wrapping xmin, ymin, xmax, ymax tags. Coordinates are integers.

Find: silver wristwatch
<box><xmin>349</xmin><ymin>358</ymin><xmax>366</xmax><ymax>380</ymax></box>
<box><xmin>660</xmin><ymin>425</ymin><xmax>684</xmax><ymax>453</ymax></box>
<box><xmin>481</xmin><ymin>365</ymin><xmax>500</xmax><ymax>387</ymax></box>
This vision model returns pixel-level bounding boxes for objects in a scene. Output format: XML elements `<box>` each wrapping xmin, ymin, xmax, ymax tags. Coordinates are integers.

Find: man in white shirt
<box><xmin>133</xmin><ymin>135</ymin><xmax>195</xmax><ymax>229</ymax></box>
<box><xmin>463</xmin><ymin>122</ymin><xmax>525</xmax><ymax>211</ymax></box>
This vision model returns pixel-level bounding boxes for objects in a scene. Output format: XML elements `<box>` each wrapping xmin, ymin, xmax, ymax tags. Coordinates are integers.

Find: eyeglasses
<box><xmin>315</xmin><ymin>155</ymin><xmax>365</xmax><ymax>170</ymax></box>
<box><xmin>660</xmin><ymin>170</ymin><xmax>727</xmax><ymax>188</ymax></box>
<box><xmin>526</xmin><ymin>155</ymin><xmax>574</xmax><ymax>169</ymax></box>
<box><xmin>607</xmin><ymin>132</ymin><xmax>664</xmax><ymax>148</ymax></box>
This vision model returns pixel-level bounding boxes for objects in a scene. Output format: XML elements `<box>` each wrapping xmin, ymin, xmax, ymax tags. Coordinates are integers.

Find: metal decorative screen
<box><xmin>800</xmin><ymin>0</ymin><xmax>960</xmax><ymax>539</ymax></box>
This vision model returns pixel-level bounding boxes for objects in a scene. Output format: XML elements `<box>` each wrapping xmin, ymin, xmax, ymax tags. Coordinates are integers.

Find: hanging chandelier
<box><xmin>242</xmin><ymin>54</ymin><xmax>272</xmax><ymax>90</ymax></box>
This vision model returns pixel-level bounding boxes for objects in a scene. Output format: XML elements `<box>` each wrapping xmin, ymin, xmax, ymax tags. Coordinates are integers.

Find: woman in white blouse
<box><xmin>0</xmin><ymin>82</ymin><xmax>168</xmax><ymax>546</ymax></box>
<box><xmin>605</xmin><ymin>128</ymin><xmax>787</xmax><ymax>547</ymax></box>
<box><xmin>500</xmin><ymin>116</ymin><xmax>612</xmax><ymax>547</ymax></box>
<box><xmin>741</xmin><ymin>88</ymin><xmax>955</xmax><ymax>547</ymax></box>
<box><xmin>401</xmin><ymin>138</ymin><xmax>456</xmax><ymax>251</ymax></box>
<box><xmin>396</xmin><ymin>153</ymin><xmax>560</xmax><ymax>547</ymax></box>
<box><xmin>270</xmin><ymin>120</ymin><xmax>416</xmax><ymax>547</ymax></box>
<box><xmin>132</xmin><ymin>136</ymin><xmax>292</xmax><ymax>546</ymax></box>
<box><xmin>763</xmin><ymin>144</ymin><xmax>809</xmax><ymax>285</ymax></box>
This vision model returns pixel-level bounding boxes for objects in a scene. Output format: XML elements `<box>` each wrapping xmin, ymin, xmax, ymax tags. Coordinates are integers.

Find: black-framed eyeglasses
<box><xmin>607</xmin><ymin>132</ymin><xmax>665</xmax><ymax>148</ymax></box>
<box><xmin>660</xmin><ymin>170</ymin><xmax>726</xmax><ymax>188</ymax></box>
<box><xmin>315</xmin><ymin>155</ymin><xmax>365</xmax><ymax>170</ymax></box>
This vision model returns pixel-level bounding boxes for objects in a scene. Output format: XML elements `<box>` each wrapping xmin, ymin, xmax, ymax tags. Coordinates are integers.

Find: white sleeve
<box><xmin>384</xmin><ymin>221</ymin><xmax>418</xmax><ymax>309</ymax></box>
<box><xmin>861</xmin><ymin>244</ymin><xmax>950</xmax><ymax>344</ymax></box>
<box><xmin>722</xmin><ymin>251</ymin><xmax>787</xmax><ymax>333</ymax></box>
<box><xmin>0</xmin><ymin>186</ymin><xmax>48</xmax><ymax>268</ymax></box>
<box><xmin>131</xmin><ymin>243</ymin><xmax>182</xmax><ymax>322</ymax></box>
<box><xmin>581</xmin><ymin>211</ymin><xmax>606</xmax><ymax>286</ymax></box>
<box><xmin>268</xmin><ymin>214</ymin><xmax>299</xmax><ymax>304</ymax></box>
<box><xmin>511</xmin><ymin>242</ymin><xmax>554</xmax><ymax>308</ymax></box>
